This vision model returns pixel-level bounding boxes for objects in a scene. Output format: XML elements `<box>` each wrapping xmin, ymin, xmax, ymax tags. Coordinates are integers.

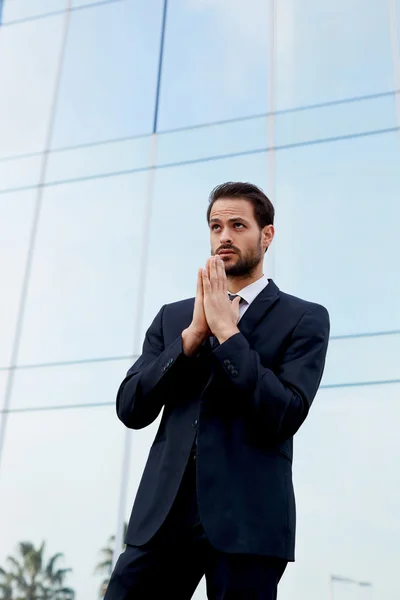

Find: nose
<box><xmin>219</xmin><ymin>227</ymin><xmax>232</xmax><ymax>246</ymax></box>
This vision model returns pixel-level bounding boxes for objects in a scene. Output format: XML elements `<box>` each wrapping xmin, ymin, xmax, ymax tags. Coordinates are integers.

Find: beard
<box><xmin>212</xmin><ymin>234</ymin><xmax>264</xmax><ymax>277</ymax></box>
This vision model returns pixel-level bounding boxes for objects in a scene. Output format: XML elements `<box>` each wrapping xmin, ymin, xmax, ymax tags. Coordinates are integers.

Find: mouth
<box><xmin>218</xmin><ymin>250</ymin><xmax>236</xmax><ymax>256</ymax></box>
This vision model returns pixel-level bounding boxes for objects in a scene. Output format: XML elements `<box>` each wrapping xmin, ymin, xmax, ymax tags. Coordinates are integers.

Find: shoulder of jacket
<box><xmin>278</xmin><ymin>290</ymin><xmax>329</xmax><ymax>318</ymax></box>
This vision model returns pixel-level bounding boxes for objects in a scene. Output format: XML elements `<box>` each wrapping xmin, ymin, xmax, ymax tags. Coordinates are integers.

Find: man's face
<box><xmin>209</xmin><ymin>198</ymin><xmax>273</xmax><ymax>277</ymax></box>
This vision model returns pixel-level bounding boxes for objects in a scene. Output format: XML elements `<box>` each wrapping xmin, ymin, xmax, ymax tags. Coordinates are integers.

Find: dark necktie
<box><xmin>228</xmin><ymin>293</ymin><xmax>241</xmax><ymax>302</ymax></box>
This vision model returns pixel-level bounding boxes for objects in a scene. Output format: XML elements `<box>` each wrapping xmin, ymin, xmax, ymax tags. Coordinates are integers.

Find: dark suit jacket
<box><xmin>117</xmin><ymin>280</ymin><xmax>330</xmax><ymax>561</ymax></box>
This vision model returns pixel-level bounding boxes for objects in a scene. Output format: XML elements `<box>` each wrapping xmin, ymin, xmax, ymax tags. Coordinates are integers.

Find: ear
<box><xmin>262</xmin><ymin>224</ymin><xmax>275</xmax><ymax>250</ymax></box>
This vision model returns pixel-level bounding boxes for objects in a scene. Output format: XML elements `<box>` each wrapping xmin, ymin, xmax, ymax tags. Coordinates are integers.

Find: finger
<box><xmin>206</xmin><ymin>257</ymin><xmax>212</xmax><ymax>278</ymax></box>
<box><xmin>216</xmin><ymin>256</ymin><xmax>227</xmax><ymax>293</ymax></box>
<box><xmin>196</xmin><ymin>268</ymin><xmax>203</xmax><ymax>297</ymax></box>
<box><xmin>202</xmin><ymin>268</ymin><xmax>211</xmax><ymax>294</ymax></box>
<box><xmin>210</xmin><ymin>257</ymin><xmax>218</xmax><ymax>292</ymax></box>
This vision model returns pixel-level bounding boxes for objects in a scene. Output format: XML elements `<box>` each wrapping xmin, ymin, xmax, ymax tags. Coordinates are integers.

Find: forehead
<box><xmin>209</xmin><ymin>198</ymin><xmax>254</xmax><ymax>220</ymax></box>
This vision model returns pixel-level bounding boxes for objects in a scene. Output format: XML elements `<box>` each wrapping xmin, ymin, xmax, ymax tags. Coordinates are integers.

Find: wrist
<box><xmin>214</xmin><ymin>326</ymin><xmax>240</xmax><ymax>345</ymax></box>
<box><xmin>182</xmin><ymin>327</ymin><xmax>207</xmax><ymax>356</ymax></box>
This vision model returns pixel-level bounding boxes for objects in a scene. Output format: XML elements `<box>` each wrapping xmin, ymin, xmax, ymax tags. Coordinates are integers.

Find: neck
<box><xmin>227</xmin><ymin>267</ymin><xmax>264</xmax><ymax>294</ymax></box>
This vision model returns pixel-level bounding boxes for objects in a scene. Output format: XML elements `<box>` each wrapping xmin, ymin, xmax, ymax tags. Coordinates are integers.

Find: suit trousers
<box><xmin>105</xmin><ymin>449</ymin><xmax>287</xmax><ymax>600</ymax></box>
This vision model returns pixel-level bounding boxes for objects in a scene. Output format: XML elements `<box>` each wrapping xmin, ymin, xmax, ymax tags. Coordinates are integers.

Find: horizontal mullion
<box><xmin>0</xmin><ymin>90</ymin><xmax>398</xmax><ymax>164</ymax></box>
<box><xmin>1</xmin><ymin>126</ymin><xmax>399</xmax><ymax>196</ymax></box>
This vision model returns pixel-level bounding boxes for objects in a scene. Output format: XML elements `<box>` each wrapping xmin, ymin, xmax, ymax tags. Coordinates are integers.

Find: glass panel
<box><xmin>275</xmin><ymin>93</ymin><xmax>397</xmax><ymax>148</ymax></box>
<box><xmin>276</xmin><ymin>0</ymin><xmax>393</xmax><ymax>109</ymax></box>
<box><xmin>46</xmin><ymin>136</ymin><xmax>151</xmax><ymax>184</ymax></box>
<box><xmin>157</xmin><ymin>119</ymin><xmax>268</xmax><ymax>166</ymax></box>
<box><xmin>10</xmin><ymin>358</ymin><xmax>131</xmax><ymax>411</ymax></box>
<box><xmin>0</xmin><ymin>371</ymin><xmax>7</xmax><ymax>412</ymax></box>
<box><xmin>275</xmin><ymin>130</ymin><xmax>400</xmax><ymax>335</ymax></box>
<box><xmin>0</xmin><ymin>14</ymin><xmax>64</xmax><ymax>156</ymax></box>
<box><xmin>323</xmin><ymin>333</ymin><xmax>400</xmax><ymax>387</ymax></box>
<box><xmin>0</xmin><ymin>156</ymin><xmax>42</xmax><ymax>193</ymax></box>
<box><xmin>0</xmin><ymin>404</ymin><xmax>124</xmax><ymax>599</ymax></box>
<box><xmin>17</xmin><ymin>172</ymin><xmax>148</xmax><ymax>365</ymax></box>
<box><xmin>158</xmin><ymin>0</ymin><xmax>271</xmax><ymax>129</ymax></box>
<box><xmin>156</xmin><ymin>93</ymin><xmax>397</xmax><ymax>169</ymax></box>
<box><xmin>2</xmin><ymin>0</ymin><xmax>64</xmax><ymax>23</ymax></box>
<box><xmin>71</xmin><ymin>0</ymin><xmax>120</xmax><ymax>6</ymax></box>
<box><xmin>0</xmin><ymin>192</ymin><xmax>36</xmax><ymax>368</ymax></box>
<box><xmin>280</xmin><ymin>384</ymin><xmax>400</xmax><ymax>600</ymax></box>
<box><xmin>51</xmin><ymin>0</ymin><xmax>163</xmax><ymax>147</ymax></box>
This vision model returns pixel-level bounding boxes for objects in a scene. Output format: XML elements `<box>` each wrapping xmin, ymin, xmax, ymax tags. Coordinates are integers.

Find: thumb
<box><xmin>232</xmin><ymin>296</ymin><xmax>241</xmax><ymax>324</ymax></box>
<box><xmin>232</xmin><ymin>296</ymin><xmax>241</xmax><ymax>315</ymax></box>
<box><xmin>232</xmin><ymin>296</ymin><xmax>241</xmax><ymax>308</ymax></box>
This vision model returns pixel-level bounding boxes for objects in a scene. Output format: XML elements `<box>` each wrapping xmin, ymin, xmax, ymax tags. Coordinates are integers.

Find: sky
<box><xmin>0</xmin><ymin>0</ymin><xmax>399</xmax><ymax>599</ymax></box>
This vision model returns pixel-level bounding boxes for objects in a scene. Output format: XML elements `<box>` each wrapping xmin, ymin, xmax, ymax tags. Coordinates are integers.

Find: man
<box><xmin>105</xmin><ymin>182</ymin><xmax>330</xmax><ymax>599</ymax></box>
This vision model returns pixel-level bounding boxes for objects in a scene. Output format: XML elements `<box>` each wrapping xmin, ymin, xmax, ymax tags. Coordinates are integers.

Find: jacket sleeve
<box><xmin>211</xmin><ymin>304</ymin><xmax>330</xmax><ymax>442</ymax></box>
<box><xmin>116</xmin><ymin>305</ymin><xmax>195</xmax><ymax>429</ymax></box>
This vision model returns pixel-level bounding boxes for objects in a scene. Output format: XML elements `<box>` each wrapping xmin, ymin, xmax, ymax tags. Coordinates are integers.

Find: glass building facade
<box><xmin>0</xmin><ymin>1</ymin><xmax>399</xmax><ymax>598</ymax></box>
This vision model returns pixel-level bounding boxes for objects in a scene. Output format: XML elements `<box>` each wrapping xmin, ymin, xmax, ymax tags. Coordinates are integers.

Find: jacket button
<box><xmin>192</xmin><ymin>419</ymin><xmax>198</xmax><ymax>428</ymax></box>
<box><xmin>231</xmin><ymin>369</ymin><xmax>239</xmax><ymax>377</ymax></box>
<box><xmin>223</xmin><ymin>359</ymin><xmax>231</xmax><ymax>366</ymax></box>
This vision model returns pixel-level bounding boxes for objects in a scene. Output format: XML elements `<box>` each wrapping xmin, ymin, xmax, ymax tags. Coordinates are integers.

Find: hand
<box><xmin>182</xmin><ymin>268</ymin><xmax>211</xmax><ymax>356</ymax></box>
<box><xmin>202</xmin><ymin>256</ymin><xmax>240</xmax><ymax>344</ymax></box>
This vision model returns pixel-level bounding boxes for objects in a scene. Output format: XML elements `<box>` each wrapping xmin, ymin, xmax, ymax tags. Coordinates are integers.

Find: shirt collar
<box><xmin>228</xmin><ymin>274</ymin><xmax>269</xmax><ymax>306</ymax></box>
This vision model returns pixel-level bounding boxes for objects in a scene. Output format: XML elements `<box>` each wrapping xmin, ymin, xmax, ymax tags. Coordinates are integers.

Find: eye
<box><xmin>234</xmin><ymin>223</ymin><xmax>245</xmax><ymax>229</ymax></box>
<box><xmin>211</xmin><ymin>224</ymin><xmax>220</xmax><ymax>231</ymax></box>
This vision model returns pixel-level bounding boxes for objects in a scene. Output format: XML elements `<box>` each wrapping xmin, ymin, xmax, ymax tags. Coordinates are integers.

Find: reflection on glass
<box><xmin>18</xmin><ymin>173</ymin><xmax>148</xmax><ymax>364</ymax></box>
<box><xmin>0</xmin><ymin>155</ymin><xmax>42</xmax><ymax>192</ymax></box>
<box><xmin>10</xmin><ymin>359</ymin><xmax>131</xmax><ymax>411</ymax></box>
<box><xmin>1</xmin><ymin>0</ymin><xmax>64</xmax><ymax>23</ymax></box>
<box><xmin>51</xmin><ymin>0</ymin><xmax>163</xmax><ymax>147</ymax></box>
<box><xmin>46</xmin><ymin>136</ymin><xmax>151</xmax><ymax>185</ymax></box>
<box><xmin>0</xmin><ymin>14</ymin><xmax>64</xmax><ymax>156</ymax></box>
<box><xmin>157</xmin><ymin>118</ymin><xmax>268</xmax><ymax>167</ymax></box>
<box><xmin>275</xmin><ymin>131</ymin><xmax>400</xmax><ymax>335</ymax></box>
<box><xmin>71</xmin><ymin>0</ymin><xmax>120</xmax><ymax>6</ymax></box>
<box><xmin>275</xmin><ymin>94</ymin><xmax>397</xmax><ymax>148</ymax></box>
<box><xmin>0</xmin><ymin>193</ymin><xmax>36</xmax><ymax>368</ymax></box>
<box><xmin>280</xmin><ymin>385</ymin><xmax>400</xmax><ymax>600</ymax></box>
<box><xmin>276</xmin><ymin>0</ymin><xmax>393</xmax><ymax>108</ymax></box>
<box><xmin>0</xmin><ymin>371</ymin><xmax>7</xmax><ymax>412</ymax></box>
<box><xmin>0</xmin><ymin>406</ymin><xmax>124</xmax><ymax>599</ymax></box>
<box><xmin>323</xmin><ymin>333</ymin><xmax>400</xmax><ymax>387</ymax></box>
<box><xmin>158</xmin><ymin>0</ymin><xmax>270</xmax><ymax>129</ymax></box>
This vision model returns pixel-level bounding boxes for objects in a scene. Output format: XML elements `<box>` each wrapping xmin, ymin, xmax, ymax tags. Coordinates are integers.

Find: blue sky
<box><xmin>0</xmin><ymin>1</ymin><xmax>399</xmax><ymax>599</ymax></box>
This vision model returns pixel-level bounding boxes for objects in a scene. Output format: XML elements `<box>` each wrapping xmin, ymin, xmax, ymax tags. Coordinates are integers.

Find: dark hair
<box><xmin>206</xmin><ymin>182</ymin><xmax>274</xmax><ymax>228</ymax></box>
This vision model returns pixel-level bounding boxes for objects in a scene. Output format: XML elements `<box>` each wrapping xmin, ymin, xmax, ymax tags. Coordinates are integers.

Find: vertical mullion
<box><xmin>112</xmin><ymin>0</ymin><xmax>169</xmax><ymax>568</ymax></box>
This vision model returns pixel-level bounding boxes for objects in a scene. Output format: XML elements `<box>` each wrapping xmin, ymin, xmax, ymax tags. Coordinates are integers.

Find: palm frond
<box><xmin>45</xmin><ymin>553</ymin><xmax>64</xmax><ymax>579</ymax></box>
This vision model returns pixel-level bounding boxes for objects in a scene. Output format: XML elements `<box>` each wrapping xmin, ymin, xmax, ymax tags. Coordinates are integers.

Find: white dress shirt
<box><xmin>228</xmin><ymin>274</ymin><xmax>269</xmax><ymax>322</ymax></box>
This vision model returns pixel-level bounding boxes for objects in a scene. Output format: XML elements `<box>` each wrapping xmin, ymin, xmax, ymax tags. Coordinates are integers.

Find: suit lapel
<box><xmin>238</xmin><ymin>279</ymin><xmax>280</xmax><ymax>339</ymax></box>
<box><xmin>204</xmin><ymin>279</ymin><xmax>280</xmax><ymax>351</ymax></box>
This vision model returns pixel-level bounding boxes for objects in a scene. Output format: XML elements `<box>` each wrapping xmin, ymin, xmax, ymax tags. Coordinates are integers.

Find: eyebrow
<box><xmin>210</xmin><ymin>217</ymin><xmax>248</xmax><ymax>224</ymax></box>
